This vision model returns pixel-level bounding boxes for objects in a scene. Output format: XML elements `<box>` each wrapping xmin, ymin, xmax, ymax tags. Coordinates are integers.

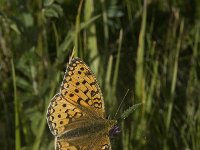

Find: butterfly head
<box><xmin>108</xmin><ymin>121</ymin><xmax>120</xmax><ymax>139</ymax></box>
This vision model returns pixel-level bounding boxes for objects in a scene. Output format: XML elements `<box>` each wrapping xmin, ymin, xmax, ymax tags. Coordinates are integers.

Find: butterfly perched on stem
<box><xmin>47</xmin><ymin>57</ymin><xmax>119</xmax><ymax>150</ymax></box>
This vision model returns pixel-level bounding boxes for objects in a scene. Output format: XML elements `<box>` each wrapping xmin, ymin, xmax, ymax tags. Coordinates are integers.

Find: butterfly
<box><xmin>46</xmin><ymin>57</ymin><xmax>119</xmax><ymax>150</ymax></box>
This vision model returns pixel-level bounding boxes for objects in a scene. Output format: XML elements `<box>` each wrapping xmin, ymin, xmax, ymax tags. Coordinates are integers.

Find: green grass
<box><xmin>0</xmin><ymin>0</ymin><xmax>200</xmax><ymax>150</ymax></box>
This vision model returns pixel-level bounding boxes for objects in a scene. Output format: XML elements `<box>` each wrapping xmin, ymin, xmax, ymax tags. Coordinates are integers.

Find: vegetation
<box><xmin>0</xmin><ymin>0</ymin><xmax>199</xmax><ymax>149</ymax></box>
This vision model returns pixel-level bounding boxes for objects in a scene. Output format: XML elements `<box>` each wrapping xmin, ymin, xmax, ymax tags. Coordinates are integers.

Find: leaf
<box><xmin>44</xmin><ymin>0</ymin><xmax>55</xmax><ymax>7</ymax></box>
<box><xmin>121</xmin><ymin>103</ymin><xmax>142</xmax><ymax>119</ymax></box>
<box><xmin>44</xmin><ymin>4</ymin><xmax>63</xmax><ymax>18</ymax></box>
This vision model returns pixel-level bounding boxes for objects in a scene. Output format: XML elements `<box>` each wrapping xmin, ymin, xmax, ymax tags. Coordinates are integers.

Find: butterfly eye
<box><xmin>109</xmin><ymin>124</ymin><xmax>120</xmax><ymax>139</ymax></box>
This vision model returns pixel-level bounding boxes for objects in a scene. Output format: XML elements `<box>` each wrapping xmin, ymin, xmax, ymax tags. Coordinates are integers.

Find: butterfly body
<box><xmin>57</xmin><ymin>119</ymin><xmax>117</xmax><ymax>140</ymax></box>
<box><xmin>47</xmin><ymin>58</ymin><xmax>118</xmax><ymax>150</ymax></box>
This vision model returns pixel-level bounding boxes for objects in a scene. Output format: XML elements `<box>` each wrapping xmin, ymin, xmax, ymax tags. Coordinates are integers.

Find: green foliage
<box><xmin>0</xmin><ymin>0</ymin><xmax>200</xmax><ymax>150</ymax></box>
<box><xmin>120</xmin><ymin>103</ymin><xmax>142</xmax><ymax>120</ymax></box>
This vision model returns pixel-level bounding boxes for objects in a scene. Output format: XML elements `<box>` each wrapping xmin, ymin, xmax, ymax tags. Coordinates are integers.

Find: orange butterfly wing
<box><xmin>47</xmin><ymin>57</ymin><xmax>114</xmax><ymax>150</ymax></box>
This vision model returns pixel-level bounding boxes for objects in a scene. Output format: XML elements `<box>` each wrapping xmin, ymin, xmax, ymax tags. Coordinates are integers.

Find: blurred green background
<box><xmin>0</xmin><ymin>0</ymin><xmax>200</xmax><ymax>150</ymax></box>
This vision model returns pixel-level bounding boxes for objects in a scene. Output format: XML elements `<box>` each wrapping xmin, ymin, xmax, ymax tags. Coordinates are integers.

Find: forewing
<box><xmin>60</xmin><ymin>57</ymin><xmax>105</xmax><ymax>118</ymax></box>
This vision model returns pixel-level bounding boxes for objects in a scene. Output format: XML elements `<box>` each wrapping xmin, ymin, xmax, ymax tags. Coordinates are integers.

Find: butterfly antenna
<box><xmin>114</xmin><ymin>89</ymin><xmax>129</xmax><ymax>119</ymax></box>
